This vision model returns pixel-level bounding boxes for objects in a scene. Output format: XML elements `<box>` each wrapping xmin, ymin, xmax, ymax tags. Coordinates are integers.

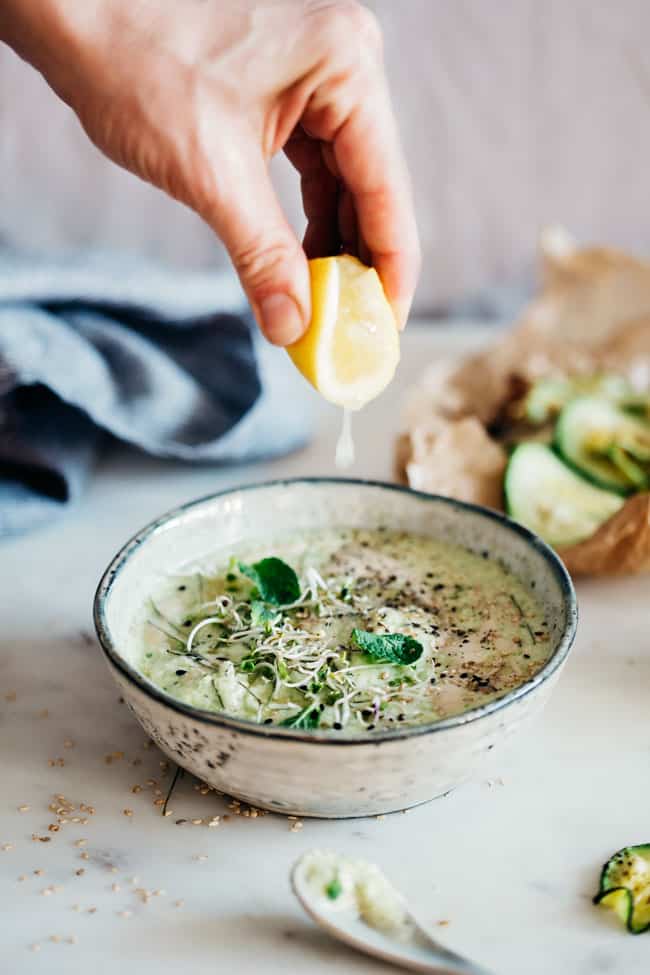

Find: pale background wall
<box><xmin>1</xmin><ymin>0</ymin><xmax>649</xmax><ymax>313</ymax></box>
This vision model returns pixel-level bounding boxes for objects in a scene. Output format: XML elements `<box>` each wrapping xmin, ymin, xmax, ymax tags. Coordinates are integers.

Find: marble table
<box><xmin>1</xmin><ymin>325</ymin><xmax>647</xmax><ymax>975</ymax></box>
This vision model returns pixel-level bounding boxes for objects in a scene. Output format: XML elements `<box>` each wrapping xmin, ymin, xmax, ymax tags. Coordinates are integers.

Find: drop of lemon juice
<box><xmin>335</xmin><ymin>408</ymin><xmax>355</xmax><ymax>469</ymax></box>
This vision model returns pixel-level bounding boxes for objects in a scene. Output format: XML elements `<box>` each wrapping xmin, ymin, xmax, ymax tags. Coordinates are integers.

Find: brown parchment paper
<box><xmin>396</xmin><ymin>230</ymin><xmax>650</xmax><ymax>575</ymax></box>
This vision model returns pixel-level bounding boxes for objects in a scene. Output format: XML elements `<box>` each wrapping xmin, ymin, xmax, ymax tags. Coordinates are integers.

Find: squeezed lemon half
<box><xmin>287</xmin><ymin>254</ymin><xmax>400</xmax><ymax>410</ymax></box>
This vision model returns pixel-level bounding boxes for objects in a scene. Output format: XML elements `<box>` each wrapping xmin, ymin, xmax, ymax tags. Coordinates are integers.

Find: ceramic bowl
<box><xmin>94</xmin><ymin>478</ymin><xmax>577</xmax><ymax>818</ymax></box>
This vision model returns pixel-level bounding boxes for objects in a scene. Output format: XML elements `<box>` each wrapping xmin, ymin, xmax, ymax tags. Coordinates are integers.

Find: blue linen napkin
<box><xmin>0</xmin><ymin>249</ymin><xmax>313</xmax><ymax>538</ymax></box>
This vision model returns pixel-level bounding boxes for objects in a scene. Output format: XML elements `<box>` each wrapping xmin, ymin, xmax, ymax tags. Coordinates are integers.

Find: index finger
<box><xmin>331</xmin><ymin>72</ymin><xmax>421</xmax><ymax>328</ymax></box>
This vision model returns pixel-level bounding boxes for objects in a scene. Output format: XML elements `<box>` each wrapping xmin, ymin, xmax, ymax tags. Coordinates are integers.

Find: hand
<box><xmin>1</xmin><ymin>0</ymin><xmax>420</xmax><ymax>344</ymax></box>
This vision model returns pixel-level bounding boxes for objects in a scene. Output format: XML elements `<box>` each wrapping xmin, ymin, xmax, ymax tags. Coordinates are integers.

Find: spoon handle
<box><xmin>413</xmin><ymin>924</ymin><xmax>496</xmax><ymax>975</ymax></box>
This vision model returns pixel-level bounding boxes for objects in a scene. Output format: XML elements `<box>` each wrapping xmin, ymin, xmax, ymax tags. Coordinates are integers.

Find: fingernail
<box><xmin>259</xmin><ymin>294</ymin><xmax>305</xmax><ymax>346</ymax></box>
<box><xmin>393</xmin><ymin>298</ymin><xmax>411</xmax><ymax>331</ymax></box>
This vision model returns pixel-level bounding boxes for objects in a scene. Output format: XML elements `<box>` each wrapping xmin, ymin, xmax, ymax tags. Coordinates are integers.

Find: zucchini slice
<box><xmin>594</xmin><ymin>845</ymin><xmax>650</xmax><ymax>934</ymax></box>
<box><xmin>504</xmin><ymin>443</ymin><xmax>624</xmax><ymax>547</ymax></box>
<box><xmin>525</xmin><ymin>374</ymin><xmax>635</xmax><ymax>426</ymax></box>
<box><xmin>555</xmin><ymin>396</ymin><xmax>650</xmax><ymax>494</ymax></box>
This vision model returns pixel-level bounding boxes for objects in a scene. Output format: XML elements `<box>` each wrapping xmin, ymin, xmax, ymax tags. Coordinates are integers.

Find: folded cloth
<box><xmin>0</xmin><ymin>249</ymin><xmax>313</xmax><ymax>538</ymax></box>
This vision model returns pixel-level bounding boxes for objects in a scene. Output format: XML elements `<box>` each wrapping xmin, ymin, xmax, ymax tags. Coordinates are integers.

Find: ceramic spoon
<box><xmin>291</xmin><ymin>852</ymin><xmax>494</xmax><ymax>975</ymax></box>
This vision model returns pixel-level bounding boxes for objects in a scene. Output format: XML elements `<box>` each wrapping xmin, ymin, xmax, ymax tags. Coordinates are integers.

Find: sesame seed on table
<box><xmin>0</xmin><ymin>325</ymin><xmax>647</xmax><ymax>975</ymax></box>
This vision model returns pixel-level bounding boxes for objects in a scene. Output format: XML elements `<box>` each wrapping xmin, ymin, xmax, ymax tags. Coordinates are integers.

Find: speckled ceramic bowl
<box><xmin>94</xmin><ymin>479</ymin><xmax>577</xmax><ymax>818</ymax></box>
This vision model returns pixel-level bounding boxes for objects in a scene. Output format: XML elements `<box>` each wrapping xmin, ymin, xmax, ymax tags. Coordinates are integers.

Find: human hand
<box><xmin>1</xmin><ymin>0</ymin><xmax>420</xmax><ymax>344</ymax></box>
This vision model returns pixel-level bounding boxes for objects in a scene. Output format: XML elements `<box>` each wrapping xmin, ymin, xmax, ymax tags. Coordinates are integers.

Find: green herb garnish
<box><xmin>239</xmin><ymin>557</ymin><xmax>300</xmax><ymax>605</ymax></box>
<box><xmin>280</xmin><ymin>704</ymin><xmax>321</xmax><ymax>730</ymax></box>
<box><xmin>326</xmin><ymin>876</ymin><xmax>343</xmax><ymax>900</ymax></box>
<box><xmin>351</xmin><ymin>628</ymin><xmax>423</xmax><ymax>665</ymax></box>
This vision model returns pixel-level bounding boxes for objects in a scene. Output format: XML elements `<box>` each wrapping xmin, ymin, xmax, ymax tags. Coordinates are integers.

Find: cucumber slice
<box><xmin>594</xmin><ymin>845</ymin><xmax>650</xmax><ymax>934</ymax></box>
<box><xmin>555</xmin><ymin>396</ymin><xmax>650</xmax><ymax>494</ymax></box>
<box><xmin>525</xmin><ymin>374</ymin><xmax>636</xmax><ymax>426</ymax></box>
<box><xmin>504</xmin><ymin>443</ymin><xmax>624</xmax><ymax>547</ymax></box>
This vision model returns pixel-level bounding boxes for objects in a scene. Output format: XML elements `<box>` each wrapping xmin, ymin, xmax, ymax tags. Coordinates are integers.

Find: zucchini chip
<box><xmin>594</xmin><ymin>845</ymin><xmax>650</xmax><ymax>934</ymax></box>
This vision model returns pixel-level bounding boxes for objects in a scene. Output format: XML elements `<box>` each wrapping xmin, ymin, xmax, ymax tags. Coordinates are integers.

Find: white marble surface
<box><xmin>1</xmin><ymin>325</ymin><xmax>648</xmax><ymax>975</ymax></box>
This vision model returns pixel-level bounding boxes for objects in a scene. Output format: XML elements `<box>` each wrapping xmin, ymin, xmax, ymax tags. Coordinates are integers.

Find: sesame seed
<box><xmin>34</xmin><ymin>869</ymin><xmax>44</xmax><ymax>876</ymax></box>
<box><xmin>18</xmin><ymin>805</ymin><xmax>30</xmax><ymax>813</ymax></box>
<box><xmin>111</xmin><ymin>884</ymin><xmax>120</xmax><ymax>893</ymax></box>
<box><xmin>30</xmin><ymin>943</ymin><xmax>41</xmax><ymax>952</ymax></box>
<box><xmin>67</xmin><ymin>935</ymin><xmax>78</xmax><ymax>944</ymax></box>
<box><xmin>118</xmin><ymin>911</ymin><xmax>132</xmax><ymax>919</ymax></box>
<box><xmin>192</xmin><ymin>854</ymin><xmax>208</xmax><ymax>862</ymax></box>
<box><xmin>76</xmin><ymin>869</ymin><xmax>85</xmax><ymax>876</ymax></box>
<box><xmin>80</xmin><ymin>852</ymin><xmax>90</xmax><ymax>861</ymax></box>
<box><xmin>174</xmin><ymin>899</ymin><xmax>184</xmax><ymax>908</ymax></box>
<box><xmin>2</xmin><ymin>843</ymin><xmax>14</xmax><ymax>852</ymax></box>
<box><xmin>87</xmin><ymin>907</ymin><xmax>97</xmax><ymax>914</ymax></box>
<box><xmin>74</xmin><ymin>839</ymin><xmax>87</xmax><ymax>847</ymax></box>
<box><xmin>64</xmin><ymin>740</ymin><xmax>74</xmax><ymax>749</ymax></box>
<box><xmin>153</xmin><ymin>799</ymin><xmax>164</xmax><ymax>807</ymax></box>
<box><xmin>131</xmin><ymin>785</ymin><xmax>142</xmax><ymax>794</ymax></box>
<box><xmin>191</xmin><ymin>819</ymin><xmax>203</xmax><ymax>826</ymax></box>
<box><xmin>17</xmin><ymin>875</ymin><xmax>27</xmax><ymax>882</ymax></box>
<box><xmin>123</xmin><ymin>809</ymin><xmax>133</xmax><ymax>817</ymax></box>
<box><xmin>48</xmin><ymin>824</ymin><xmax>60</xmax><ymax>832</ymax></box>
<box><xmin>50</xmin><ymin>935</ymin><xmax>61</xmax><ymax>943</ymax></box>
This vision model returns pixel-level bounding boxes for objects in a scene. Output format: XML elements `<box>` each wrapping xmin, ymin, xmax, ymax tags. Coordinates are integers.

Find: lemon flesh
<box><xmin>287</xmin><ymin>255</ymin><xmax>399</xmax><ymax>410</ymax></box>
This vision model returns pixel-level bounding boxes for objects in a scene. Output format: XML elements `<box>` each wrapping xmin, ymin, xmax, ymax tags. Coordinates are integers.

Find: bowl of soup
<box><xmin>93</xmin><ymin>479</ymin><xmax>577</xmax><ymax>817</ymax></box>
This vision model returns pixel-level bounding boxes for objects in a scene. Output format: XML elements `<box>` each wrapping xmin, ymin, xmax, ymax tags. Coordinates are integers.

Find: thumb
<box><xmin>208</xmin><ymin>155</ymin><xmax>310</xmax><ymax>346</ymax></box>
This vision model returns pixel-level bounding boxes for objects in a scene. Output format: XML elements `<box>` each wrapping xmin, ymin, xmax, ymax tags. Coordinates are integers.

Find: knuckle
<box><xmin>233</xmin><ymin>237</ymin><xmax>299</xmax><ymax>295</ymax></box>
<box><xmin>315</xmin><ymin>1</ymin><xmax>383</xmax><ymax>56</ymax></box>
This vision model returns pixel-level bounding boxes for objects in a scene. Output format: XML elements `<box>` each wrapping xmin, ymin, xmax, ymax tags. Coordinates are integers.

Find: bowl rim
<box><xmin>93</xmin><ymin>477</ymin><xmax>578</xmax><ymax>745</ymax></box>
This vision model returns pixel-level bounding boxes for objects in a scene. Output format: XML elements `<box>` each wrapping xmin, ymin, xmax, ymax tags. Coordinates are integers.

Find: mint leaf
<box><xmin>239</xmin><ymin>557</ymin><xmax>300</xmax><ymax>605</ymax></box>
<box><xmin>250</xmin><ymin>600</ymin><xmax>279</xmax><ymax>631</ymax></box>
<box><xmin>326</xmin><ymin>877</ymin><xmax>343</xmax><ymax>900</ymax></box>
<box><xmin>280</xmin><ymin>704</ymin><xmax>321</xmax><ymax>730</ymax></box>
<box><xmin>351</xmin><ymin>628</ymin><xmax>423</xmax><ymax>665</ymax></box>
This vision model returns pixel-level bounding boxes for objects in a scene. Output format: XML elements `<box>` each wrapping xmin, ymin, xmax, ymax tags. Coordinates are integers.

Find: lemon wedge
<box><xmin>287</xmin><ymin>254</ymin><xmax>399</xmax><ymax>410</ymax></box>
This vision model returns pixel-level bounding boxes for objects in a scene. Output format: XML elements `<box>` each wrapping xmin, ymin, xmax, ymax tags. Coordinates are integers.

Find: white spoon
<box><xmin>291</xmin><ymin>851</ymin><xmax>495</xmax><ymax>975</ymax></box>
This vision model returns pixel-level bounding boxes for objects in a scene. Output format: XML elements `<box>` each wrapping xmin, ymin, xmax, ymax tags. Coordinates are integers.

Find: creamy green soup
<box><xmin>136</xmin><ymin>528</ymin><xmax>552</xmax><ymax>733</ymax></box>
